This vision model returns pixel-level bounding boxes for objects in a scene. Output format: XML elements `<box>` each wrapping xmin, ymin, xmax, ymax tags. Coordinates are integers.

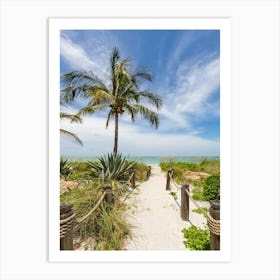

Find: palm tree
<box><xmin>60</xmin><ymin>112</ymin><xmax>83</xmax><ymax>146</ymax></box>
<box><xmin>61</xmin><ymin>47</ymin><xmax>162</xmax><ymax>154</ymax></box>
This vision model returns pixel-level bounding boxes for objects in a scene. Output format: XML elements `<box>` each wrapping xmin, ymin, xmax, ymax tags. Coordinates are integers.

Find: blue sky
<box><xmin>60</xmin><ymin>30</ymin><xmax>220</xmax><ymax>157</ymax></box>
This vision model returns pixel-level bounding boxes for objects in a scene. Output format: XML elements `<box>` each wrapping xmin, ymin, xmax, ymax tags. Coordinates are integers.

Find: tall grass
<box><xmin>60</xmin><ymin>181</ymin><xmax>131</xmax><ymax>250</ymax></box>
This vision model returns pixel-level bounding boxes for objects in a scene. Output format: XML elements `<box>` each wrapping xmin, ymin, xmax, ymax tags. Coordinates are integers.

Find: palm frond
<box><xmin>85</xmin><ymin>87</ymin><xmax>113</xmax><ymax>105</ymax></box>
<box><xmin>131</xmin><ymin>104</ymin><xmax>160</xmax><ymax>129</ymax></box>
<box><xmin>123</xmin><ymin>104</ymin><xmax>137</xmax><ymax>122</ymax></box>
<box><xmin>105</xmin><ymin>109</ymin><xmax>114</xmax><ymax>128</ymax></box>
<box><xmin>60</xmin><ymin>112</ymin><xmax>83</xmax><ymax>124</ymax></box>
<box><xmin>76</xmin><ymin>104</ymin><xmax>105</xmax><ymax>117</ymax></box>
<box><xmin>136</xmin><ymin>91</ymin><xmax>163</xmax><ymax>109</ymax></box>
<box><xmin>60</xmin><ymin>129</ymin><xmax>83</xmax><ymax>146</ymax></box>
<box><xmin>61</xmin><ymin>70</ymin><xmax>109</xmax><ymax>103</ymax></box>
<box><xmin>134</xmin><ymin>66</ymin><xmax>153</xmax><ymax>82</ymax></box>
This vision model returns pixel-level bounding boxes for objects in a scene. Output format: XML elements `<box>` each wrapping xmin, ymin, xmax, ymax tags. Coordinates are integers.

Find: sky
<box><xmin>60</xmin><ymin>30</ymin><xmax>220</xmax><ymax>157</ymax></box>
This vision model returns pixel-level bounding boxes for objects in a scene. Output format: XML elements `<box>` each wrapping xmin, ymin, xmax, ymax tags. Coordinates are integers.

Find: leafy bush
<box><xmin>203</xmin><ymin>175</ymin><xmax>220</xmax><ymax>200</ymax></box>
<box><xmin>182</xmin><ymin>226</ymin><xmax>210</xmax><ymax>250</ymax></box>
<box><xmin>87</xmin><ymin>153</ymin><xmax>136</xmax><ymax>182</ymax></box>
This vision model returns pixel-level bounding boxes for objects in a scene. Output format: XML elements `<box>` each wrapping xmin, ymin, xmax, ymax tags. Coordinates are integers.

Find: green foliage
<box><xmin>203</xmin><ymin>175</ymin><xmax>220</xmax><ymax>200</ymax></box>
<box><xmin>192</xmin><ymin>187</ymin><xmax>206</xmax><ymax>200</ymax></box>
<box><xmin>192</xmin><ymin>175</ymin><xmax>220</xmax><ymax>201</ymax></box>
<box><xmin>169</xmin><ymin>191</ymin><xmax>178</xmax><ymax>200</ymax></box>
<box><xmin>66</xmin><ymin>161</ymin><xmax>92</xmax><ymax>180</ymax></box>
<box><xmin>182</xmin><ymin>226</ymin><xmax>210</xmax><ymax>250</ymax></box>
<box><xmin>160</xmin><ymin>159</ymin><xmax>220</xmax><ymax>176</ymax></box>
<box><xmin>160</xmin><ymin>159</ymin><xmax>220</xmax><ymax>201</ymax></box>
<box><xmin>87</xmin><ymin>153</ymin><xmax>136</xmax><ymax>182</ymax></box>
<box><xmin>192</xmin><ymin>207</ymin><xmax>209</xmax><ymax>218</ymax></box>
<box><xmin>60</xmin><ymin>181</ymin><xmax>130</xmax><ymax>250</ymax></box>
<box><xmin>134</xmin><ymin>162</ymin><xmax>150</xmax><ymax>182</ymax></box>
<box><xmin>60</xmin><ymin>157</ymin><xmax>72</xmax><ymax>179</ymax></box>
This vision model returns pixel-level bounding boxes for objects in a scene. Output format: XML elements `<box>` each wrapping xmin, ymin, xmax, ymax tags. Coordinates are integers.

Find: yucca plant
<box><xmin>87</xmin><ymin>153</ymin><xmax>135</xmax><ymax>182</ymax></box>
<box><xmin>60</xmin><ymin>157</ymin><xmax>72</xmax><ymax>179</ymax></box>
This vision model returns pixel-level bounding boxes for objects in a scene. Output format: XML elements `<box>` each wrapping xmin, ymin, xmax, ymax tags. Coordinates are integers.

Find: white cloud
<box><xmin>60</xmin><ymin>33</ymin><xmax>112</xmax><ymax>81</ymax></box>
<box><xmin>60</xmin><ymin>35</ymin><xmax>96</xmax><ymax>70</ymax></box>
<box><xmin>60</xmin><ymin>115</ymin><xmax>219</xmax><ymax>156</ymax></box>
<box><xmin>158</xmin><ymin>56</ymin><xmax>220</xmax><ymax>130</ymax></box>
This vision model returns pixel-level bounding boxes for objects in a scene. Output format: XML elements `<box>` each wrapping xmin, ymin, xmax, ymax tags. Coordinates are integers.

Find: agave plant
<box><xmin>87</xmin><ymin>153</ymin><xmax>135</xmax><ymax>182</ymax></box>
<box><xmin>60</xmin><ymin>157</ymin><xmax>72</xmax><ymax>179</ymax></box>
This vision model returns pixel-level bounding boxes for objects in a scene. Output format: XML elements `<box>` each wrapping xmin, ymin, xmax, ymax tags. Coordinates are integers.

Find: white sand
<box><xmin>124</xmin><ymin>164</ymin><xmax>209</xmax><ymax>250</ymax></box>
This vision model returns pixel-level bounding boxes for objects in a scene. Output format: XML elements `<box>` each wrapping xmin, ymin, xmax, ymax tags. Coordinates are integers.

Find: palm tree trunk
<box><xmin>113</xmin><ymin>113</ymin><xmax>119</xmax><ymax>154</ymax></box>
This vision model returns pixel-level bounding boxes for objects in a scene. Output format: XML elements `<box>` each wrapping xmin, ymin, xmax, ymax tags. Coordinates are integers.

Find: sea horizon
<box><xmin>63</xmin><ymin>155</ymin><xmax>220</xmax><ymax>164</ymax></box>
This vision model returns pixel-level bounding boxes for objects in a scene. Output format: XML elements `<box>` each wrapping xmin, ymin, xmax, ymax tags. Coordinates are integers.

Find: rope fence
<box><xmin>166</xmin><ymin>170</ymin><xmax>220</xmax><ymax>250</ymax></box>
<box><xmin>60</xmin><ymin>171</ymin><xmax>139</xmax><ymax>250</ymax></box>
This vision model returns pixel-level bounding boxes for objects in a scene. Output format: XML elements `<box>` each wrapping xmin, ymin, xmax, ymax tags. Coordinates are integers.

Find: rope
<box><xmin>169</xmin><ymin>176</ymin><xmax>220</xmax><ymax>235</ymax></box>
<box><xmin>127</xmin><ymin>172</ymin><xmax>135</xmax><ymax>185</ymax></box>
<box><xmin>121</xmin><ymin>185</ymin><xmax>139</xmax><ymax>203</ymax></box>
<box><xmin>60</xmin><ymin>213</ymin><xmax>76</xmax><ymax>225</ymax></box>
<box><xmin>76</xmin><ymin>191</ymin><xmax>106</xmax><ymax>226</ymax></box>
<box><xmin>169</xmin><ymin>176</ymin><xmax>181</xmax><ymax>190</ymax></box>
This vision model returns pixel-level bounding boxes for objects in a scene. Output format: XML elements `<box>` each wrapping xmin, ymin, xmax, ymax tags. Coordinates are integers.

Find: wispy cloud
<box><xmin>158</xmin><ymin>55</ymin><xmax>220</xmax><ymax>131</ymax></box>
<box><xmin>60</xmin><ymin>35</ymin><xmax>95</xmax><ymax>70</ymax></box>
<box><xmin>60</xmin><ymin>32</ymin><xmax>113</xmax><ymax>80</ymax></box>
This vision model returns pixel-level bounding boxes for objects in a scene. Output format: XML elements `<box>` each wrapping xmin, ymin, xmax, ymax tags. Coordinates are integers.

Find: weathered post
<box><xmin>146</xmin><ymin>166</ymin><xmax>151</xmax><ymax>179</ymax></box>
<box><xmin>60</xmin><ymin>203</ymin><xmax>76</xmax><ymax>250</ymax></box>
<box><xmin>208</xmin><ymin>200</ymin><xmax>220</xmax><ymax>250</ymax></box>
<box><xmin>131</xmin><ymin>171</ymin><xmax>136</xmax><ymax>189</ymax></box>
<box><xmin>102</xmin><ymin>185</ymin><xmax>114</xmax><ymax>205</ymax></box>
<box><xmin>181</xmin><ymin>184</ymin><xmax>190</xmax><ymax>221</ymax></box>
<box><xmin>166</xmin><ymin>168</ymin><xmax>173</xmax><ymax>190</ymax></box>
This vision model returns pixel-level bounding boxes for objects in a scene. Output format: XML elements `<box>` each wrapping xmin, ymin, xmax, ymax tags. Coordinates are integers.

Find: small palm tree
<box><xmin>60</xmin><ymin>112</ymin><xmax>83</xmax><ymax>146</ymax></box>
<box><xmin>61</xmin><ymin>47</ymin><xmax>162</xmax><ymax>154</ymax></box>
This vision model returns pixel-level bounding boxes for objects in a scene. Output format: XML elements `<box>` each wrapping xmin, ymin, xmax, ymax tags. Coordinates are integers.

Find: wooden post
<box><xmin>166</xmin><ymin>168</ymin><xmax>173</xmax><ymax>190</ymax></box>
<box><xmin>209</xmin><ymin>200</ymin><xmax>220</xmax><ymax>250</ymax></box>
<box><xmin>60</xmin><ymin>203</ymin><xmax>74</xmax><ymax>250</ymax></box>
<box><xmin>102</xmin><ymin>185</ymin><xmax>114</xmax><ymax>205</ymax></box>
<box><xmin>146</xmin><ymin>166</ymin><xmax>151</xmax><ymax>179</ymax></box>
<box><xmin>181</xmin><ymin>184</ymin><xmax>190</xmax><ymax>221</ymax></box>
<box><xmin>131</xmin><ymin>171</ymin><xmax>136</xmax><ymax>189</ymax></box>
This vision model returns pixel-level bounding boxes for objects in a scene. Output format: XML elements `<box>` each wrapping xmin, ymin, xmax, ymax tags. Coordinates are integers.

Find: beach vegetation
<box><xmin>60</xmin><ymin>181</ymin><xmax>131</xmax><ymax>250</ymax></box>
<box><xmin>169</xmin><ymin>191</ymin><xmax>178</xmax><ymax>200</ymax></box>
<box><xmin>182</xmin><ymin>226</ymin><xmax>210</xmax><ymax>250</ymax></box>
<box><xmin>61</xmin><ymin>47</ymin><xmax>162</xmax><ymax>155</ymax></box>
<box><xmin>160</xmin><ymin>160</ymin><xmax>220</xmax><ymax>201</ymax></box>
<box><xmin>203</xmin><ymin>175</ymin><xmax>220</xmax><ymax>200</ymax></box>
<box><xmin>87</xmin><ymin>153</ymin><xmax>136</xmax><ymax>182</ymax></box>
<box><xmin>60</xmin><ymin>157</ymin><xmax>72</xmax><ymax>179</ymax></box>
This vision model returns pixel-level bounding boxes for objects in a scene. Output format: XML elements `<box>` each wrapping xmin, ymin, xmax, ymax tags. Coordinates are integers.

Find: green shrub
<box><xmin>182</xmin><ymin>226</ymin><xmax>210</xmax><ymax>250</ymax></box>
<box><xmin>203</xmin><ymin>175</ymin><xmax>220</xmax><ymax>200</ymax></box>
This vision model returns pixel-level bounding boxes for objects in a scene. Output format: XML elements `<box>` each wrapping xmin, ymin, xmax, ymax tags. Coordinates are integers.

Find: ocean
<box><xmin>66</xmin><ymin>156</ymin><xmax>220</xmax><ymax>164</ymax></box>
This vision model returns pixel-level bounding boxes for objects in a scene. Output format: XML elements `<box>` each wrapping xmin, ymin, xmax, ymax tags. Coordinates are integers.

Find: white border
<box><xmin>49</xmin><ymin>18</ymin><xmax>231</xmax><ymax>262</ymax></box>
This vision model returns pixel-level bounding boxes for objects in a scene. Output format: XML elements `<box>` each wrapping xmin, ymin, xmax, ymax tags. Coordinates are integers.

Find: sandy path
<box><xmin>124</xmin><ymin>164</ymin><xmax>209</xmax><ymax>250</ymax></box>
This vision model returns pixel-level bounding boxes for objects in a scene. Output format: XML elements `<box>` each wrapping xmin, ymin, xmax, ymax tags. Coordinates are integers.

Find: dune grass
<box><xmin>60</xmin><ymin>181</ymin><xmax>131</xmax><ymax>250</ymax></box>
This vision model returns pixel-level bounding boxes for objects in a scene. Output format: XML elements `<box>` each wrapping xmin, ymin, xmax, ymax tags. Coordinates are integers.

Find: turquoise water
<box><xmin>66</xmin><ymin>155</ymin><xmax>219</xmax><ymax>164</ymax></box>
